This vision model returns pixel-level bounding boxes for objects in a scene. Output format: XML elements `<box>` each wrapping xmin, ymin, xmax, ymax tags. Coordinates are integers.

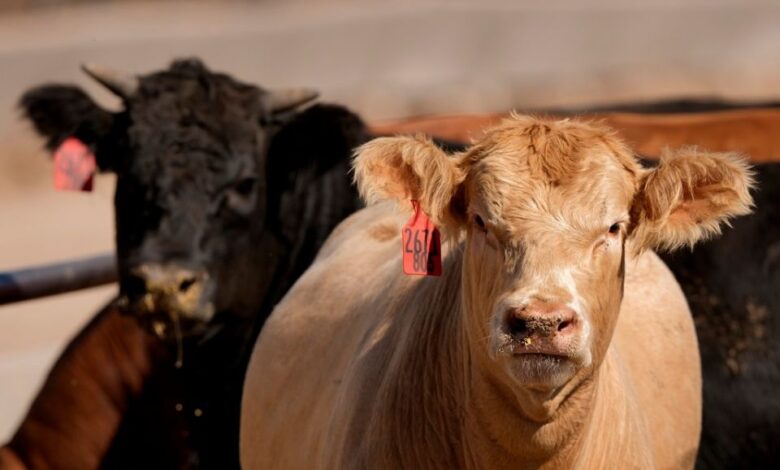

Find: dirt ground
<box><xmin>1</xmin><ymin>0</ymin><xmax>779</xmax><ymax>441</ymax></box>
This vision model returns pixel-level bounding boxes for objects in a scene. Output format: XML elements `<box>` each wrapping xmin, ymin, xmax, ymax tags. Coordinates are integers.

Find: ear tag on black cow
<box><xmin>402</xmin><ymin>200</ymin><xmax>442</xmax><ymax>276</ymax></box>
<box><xmin>53</xmin><ymin>137</ymin><xmax>96</xmax><ymax>192</ymax></box>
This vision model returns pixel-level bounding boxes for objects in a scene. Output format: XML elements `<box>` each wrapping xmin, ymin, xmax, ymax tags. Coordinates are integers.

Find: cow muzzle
<box><xmin>119</xmin><ymin>263</ymin><xmax>215</xmax><ymax>336</ymax></box>
<box><xmin>504</xmin><ymin>300</ymin><xmax>582</xmax><ymax>356</ymax></box>
<box><xmin>492</xmin><ymin>298</ymin><xmax>590</xmax><ymax>389</ymax></box>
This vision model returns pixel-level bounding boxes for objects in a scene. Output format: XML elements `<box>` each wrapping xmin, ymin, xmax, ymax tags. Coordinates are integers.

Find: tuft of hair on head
<box><xmin>352</xmin><ymin>134</ymin><xmax>466</xmax><ymax>235</ymax></box>
<box><xmin>480</xmin><ymin>113</ymin><xmax>639</xmax><ymax>185</ymax></box>
<box><xmin>520</xmin><ymin>116</ymin><xmax>582</xmax><ymax>184</ymax></box>
<box><xmin>629</xmin><ymin>147</ymin><xmax>755</xmax><ymax>253</ymax></box>
<box><xmin>168</xmin><ymin>57</ymin><xmax>209</xmax><ymax>75</ymax></box>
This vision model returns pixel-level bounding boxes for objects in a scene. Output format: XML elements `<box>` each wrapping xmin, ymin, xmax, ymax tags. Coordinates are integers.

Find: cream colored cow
<box><xmin>241</xmin><ymin>115</ymin><xmax>753</xmax><ymax>469</ymax></box>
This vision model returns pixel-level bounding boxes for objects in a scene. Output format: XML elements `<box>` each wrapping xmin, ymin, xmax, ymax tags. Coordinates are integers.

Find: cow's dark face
<box><xmin>115</xmin><ymin>64</ymin><xmax>274</xmax><ymax>332</ymax></box>
<box><xmin>20</xmin><ymin>59</ymin><xmax>318</xmax><ymax>336</ymax></box>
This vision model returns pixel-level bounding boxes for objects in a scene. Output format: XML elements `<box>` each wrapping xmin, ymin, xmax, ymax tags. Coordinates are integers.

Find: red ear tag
<box><xmin>53</xmin><ymin>137</ymin><xmax>96</xmax><ymax>192</ymax></box>
<box><xmin>402</xmin><ymin>200</ymin><xmax>442</xmax><ymax>276</ymax></box>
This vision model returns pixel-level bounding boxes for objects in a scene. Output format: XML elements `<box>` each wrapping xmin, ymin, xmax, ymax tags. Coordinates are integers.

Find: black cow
<box><xmin>9</xmin><ymin>59</ymin><xmax>368</xmax><ymax>469</ymax></box>
<box><xmin>659</xmin><ymin>162</ymin><xmax>780</xmax><ymax>470</ymax></box>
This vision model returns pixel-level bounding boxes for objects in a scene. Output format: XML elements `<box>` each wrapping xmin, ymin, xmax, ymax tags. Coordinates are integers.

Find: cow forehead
<box><xmin>129</xmin><ymin>84</ymin><xmax>262</xmax><ymax>138</ymax></box>
<box><xmin>127</xmin><ymin>63</ymin><xmax>264</xmax><ymax>144</ymax></box>
<box><xmin>135</xmin><ymin>61</ymin><xmax>262</xmax><ymax>113</ymax></box>
<box><xmin>121</xmin><ymin>72</ymin><xmax>264</xmax><ymax>186</ymax></box>
<box><xmin>466</xmin><ymin>117</ymin><xmax>639</xmax><ymax>228</ymax></box>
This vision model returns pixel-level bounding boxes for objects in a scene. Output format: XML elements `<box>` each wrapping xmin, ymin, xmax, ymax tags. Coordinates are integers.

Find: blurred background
<box><xmin>1</xmin><ymin>0</ymin><xmax>779</xmax><ymax>441</ymax></box>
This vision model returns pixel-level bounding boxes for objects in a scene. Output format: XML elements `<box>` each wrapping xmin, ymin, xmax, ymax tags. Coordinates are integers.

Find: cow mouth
<box><xmin>137</xmin><ymin>309</ymin><xmax>211</xmax><ymax>337</ymax></box>
<box><xmin>505</xmin><ymin>352</ymin><xmax>577</xmax><ymax>389</ymax></box>
<box><xmin>494</xmin><ymin>331</ymin><xmax>579</xmax><ymax>358</ymax></box>
<box><xmin>492</xmin><ymin>323</ymin><xmax>588</xmax><ymax>389</ymax></box>
<box><xmin>117</xmin><ymin>264</ymin><xmax>216</xmax><ymax>333</ymax></box>
<box><xmin>510</xmin><ymin>340</ymin><xmax>578</xmax><ymax>359</ymax></box>
<box><xmin>492</xmin><ymin>308</ymin><xmax>584</xmax><ymax>359</ymax></box>
<box><xmin>508</xmin><ymin>339</ymin><xmax>570</xmax><ymax>357</ymax></box>
<box><xmin>512</xmin><ymin>352</ymin><xmax>569</xmax><ymax>365</ymax></box>
<box><xmin>115</xmin><ymin>292</ymin><xmax>216</xmax><ymax>339</ymax></box>
<box><xmin>114</xmin><ymin>295</ymin><xmax>222</xmax><ymax>367</ymax></box>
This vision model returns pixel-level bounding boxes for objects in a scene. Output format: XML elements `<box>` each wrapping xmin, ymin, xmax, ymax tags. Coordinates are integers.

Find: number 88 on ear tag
<box><xmin>402</xmin><ymin>200</ymin><xmax>442</xmax><ymax>276</ymax></box>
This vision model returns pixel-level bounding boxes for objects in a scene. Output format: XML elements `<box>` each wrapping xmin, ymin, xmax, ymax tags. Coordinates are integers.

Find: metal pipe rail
<box><xmin>0</xmin><ymin>254</ymin><xmax>117</xmax><ymax>305</ymax></box>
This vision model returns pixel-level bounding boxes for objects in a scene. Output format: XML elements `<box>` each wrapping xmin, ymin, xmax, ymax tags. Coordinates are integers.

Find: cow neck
<box><xmin>364</xmin><ymin>244</ymin><xmax>647</xmax><ymax>469</ymax></box>
<box><xmin>267</xmin><ymin>156</ymin><xmax>360</xmax><ymax>309</ymax></box>
<box><xmin>455</xmin><ymin>264</ymin><xmax>644</xmax><ymax>468</ymax></box>
<box><xmin>461</xmin><ymin>341</ymin><xmax>652</xmax><ymax>469</ymax></box>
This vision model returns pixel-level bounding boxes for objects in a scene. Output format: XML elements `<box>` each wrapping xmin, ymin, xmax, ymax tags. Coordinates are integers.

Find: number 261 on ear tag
<box><xmin>402</xmin><ymin>200</ymin><xmax>442</xmax><ymax>276</ymax></box>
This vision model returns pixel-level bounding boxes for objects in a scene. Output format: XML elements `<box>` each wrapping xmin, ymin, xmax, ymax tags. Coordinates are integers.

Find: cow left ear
<box><xmin>629</xmin><ymin>148</ymin><xmax>754</xmax><ymax>252</ymax></box>
<box><xmin>352</xmin><ymin>135</ymin><xmax>467</xmax><ymax>233</ymax></box>
<box><xmin>19</xmin><ymin>84</ymin><xmax>118</xmax><ymax>172</ymax></box>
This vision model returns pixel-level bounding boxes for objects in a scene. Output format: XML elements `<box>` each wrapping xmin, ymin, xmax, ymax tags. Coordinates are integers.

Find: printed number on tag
<box><xmin>402</xmin><ymin>201</ymin><xmax>442</xmax><ymax>276</ymax></box>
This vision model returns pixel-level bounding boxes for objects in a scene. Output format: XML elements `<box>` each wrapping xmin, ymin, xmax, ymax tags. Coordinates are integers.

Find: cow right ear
<box><xmin>352</xmin><ymin>135</ymin><xmax>467</xmax><ymax>232</ymax></box>
<box><xmin>629</xmin><ymin>148</ymin><xmax>754</xmax><ymax>252</ymax></box>
<box><xmin>19</xmin><ymin>85</ymin><xmax>117</xmax><ymax>171</ymax></box>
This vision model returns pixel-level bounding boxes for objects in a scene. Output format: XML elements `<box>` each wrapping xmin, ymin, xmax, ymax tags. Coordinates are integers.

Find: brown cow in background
<box><xmin>0</xmin><ymin>305</ymin><xmax>160</xmax><ymax>469</ymax></box>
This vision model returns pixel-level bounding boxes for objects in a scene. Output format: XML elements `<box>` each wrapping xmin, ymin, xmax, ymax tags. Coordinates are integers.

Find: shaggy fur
<box><xmin>241</xmin><ymin>115</ymin><xmax>754</xmax><ymax>469</ymax></box>
<box><xmin>354</xmin><ymin>135</ymin><xmax>466</xmax><ymax>234</ymax></box>
<box><xmin>630</xmin><ymin>148</ymin><xmax>754</xmax><ymax>252</ymax></box>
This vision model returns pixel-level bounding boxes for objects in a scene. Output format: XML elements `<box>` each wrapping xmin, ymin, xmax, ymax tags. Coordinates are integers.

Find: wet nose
<box><xmin>506</xmin><ymin>300</ymin><xmax>578</xmax><ymax>339</ymax></box>
<box><xmin>129</xmin><ymin>264</ymin><xmax>204</xmax><ymax>296</ymax></box>
<box><xmin>122</xmin><ymin>264</ymin><xmax>208</xmax><ymax>317</ymax></box>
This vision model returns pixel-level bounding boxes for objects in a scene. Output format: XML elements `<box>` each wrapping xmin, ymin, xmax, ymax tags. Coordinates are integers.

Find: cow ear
<box><xmin>629</xmin><ymin>148</ymin><xmax>754</xmax><ymax>252</ymax></box>
<box><xmin>352</xmin><ymin>135</ymin><xmax>466</xmax><ymax>231</ymax></box>
<box><xmin>267</xmin><ymin>104</ymin><xmax>368</xmax><ymax>177</ymax></box>
<box><xmin>19</xmin><ymin>85</ymin><xmax>117</xmax><ymax>172</ymax></box>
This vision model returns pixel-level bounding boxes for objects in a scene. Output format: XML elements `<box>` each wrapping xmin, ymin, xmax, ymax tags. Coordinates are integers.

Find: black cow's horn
<box><xmin>81</xmin><ymin>63</ymin><xmax>139</xmax><ymax>99</ymax></box>
<box><xmin>265</xmin><ymin>88</ymin><xmax>319</xmax><ymax>114</ymax></box>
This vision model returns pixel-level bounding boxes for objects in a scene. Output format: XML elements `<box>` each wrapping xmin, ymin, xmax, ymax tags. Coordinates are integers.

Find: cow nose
<box><xmin>133</xmin><ymin>264</ymin><xmax>204</xmax><ymax>295</ymax></box>
<box><xmin>506</xmin><ymin>300</ymin><xmax>578</xmax><ymax>339</ymax></box>
<box><xmin>122</xmin><ymin>271</ymin><xmax>148</xmax><ymax>304</ymax></box>
<box><xmin>123</xmin><ymin>264</ymin><xmax>209</xmax><ymax>318</ymax></box>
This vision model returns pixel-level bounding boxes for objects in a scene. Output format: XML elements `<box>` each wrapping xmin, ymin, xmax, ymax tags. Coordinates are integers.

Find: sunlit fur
<box><xmin>353</xmin><ymin>135</ymin><xmax>467</xmax><ymax>236</ymax></box>
<box><xmin>630</xmin><ymin>147</ymin><xmax>755</xmax><ymax>252</ymax></box>
<box><xmin>457</xmin><ymin>117</ymin><xmax>638</xmax><ymax>391</ymax></box>
<box><xmin>242</xmin><ymin>114</ymin><xmax>754</xmax><ymax>469</ymax></box>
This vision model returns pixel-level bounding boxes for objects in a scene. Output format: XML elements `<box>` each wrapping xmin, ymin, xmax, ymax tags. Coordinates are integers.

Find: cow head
<box><xmin>354</xmin><ymin>114</ymin><xmax>753</xmax><ymax>394</ymax></box>
<box><xmin>20</xmin><ymin>59</ymin><xmax>321</xmax><ymax>336</ymax></box>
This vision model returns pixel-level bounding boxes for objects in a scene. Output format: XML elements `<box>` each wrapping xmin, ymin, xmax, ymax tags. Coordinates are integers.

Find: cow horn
<box><xmin>265</xmin><ymin>88</ymin><xmax>319</xmax><ymax>114</ymax></box>
<box><xmin>81</xmin><ymin>63</ymin><xmax>139</xmax><ymax>99</ymax></box>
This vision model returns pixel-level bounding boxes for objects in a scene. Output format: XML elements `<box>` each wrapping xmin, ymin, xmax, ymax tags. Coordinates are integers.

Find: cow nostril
<box><xmin>124</xmin><ymin>274</ymin><xmax>147</xmax><ymax>302</ymax></box>
<box><xmin>507</xmin><ymin>315</ymin><xmax>528</xmax><ymax>336</ymax></box>
<box><xmin>558</xmin><ymin>319</ymin><xmax>573</xmax><ymax>332</ymax></box>
<box><xmin>179</xmin><ymin>277</ymin><xmax>198</xmax><ymax>293</ymax></box>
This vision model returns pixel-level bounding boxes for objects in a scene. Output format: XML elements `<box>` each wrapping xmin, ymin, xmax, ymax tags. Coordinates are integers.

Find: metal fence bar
<box><xmin>0</xmin><ymin>253</ymin><xmax>117</xmax><ymax>305</ymax></box>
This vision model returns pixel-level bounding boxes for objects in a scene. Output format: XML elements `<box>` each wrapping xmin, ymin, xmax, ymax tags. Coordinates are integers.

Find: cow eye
<box><xmin>232</xmin><ymin>177</ymin><xmax>257</xmax><ymax>197</ymax></box>
<box><xmin>474</xmin><ymin>214</ymin><xmax>486</xmax><ymax>231</ymax></box>
<box><xmin>225</xmin><ymin>177</ymin><xmax>258</xmax><ymax>214</ymax></box>
<box><xmin>608</xmin><ymin>222</ymin><xmax>621</xmax><ymax>235</ymax></box>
